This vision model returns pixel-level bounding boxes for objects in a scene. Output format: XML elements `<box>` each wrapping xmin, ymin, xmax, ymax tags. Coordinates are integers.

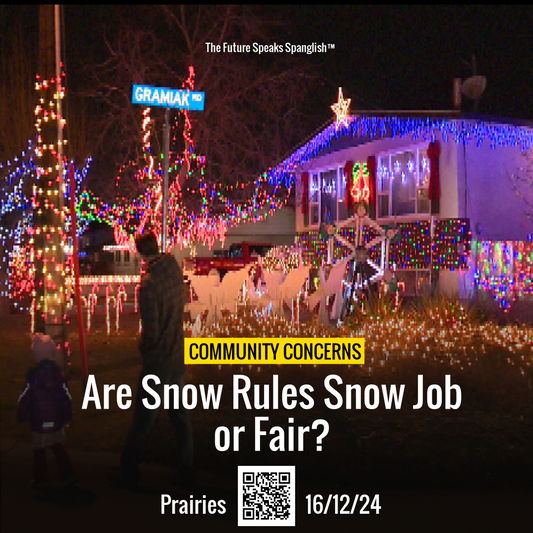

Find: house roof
<box><xmin>268</xmin><ymin>112</ymin><xmax>533</xmax><ymax>187</ymax></box>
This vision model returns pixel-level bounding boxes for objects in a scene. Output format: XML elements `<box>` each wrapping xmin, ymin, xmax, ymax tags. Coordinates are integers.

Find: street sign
<box><xmin>132</xmin><ymin>84</ymin><xmax>205</xmax><ymax>111</ymax></box>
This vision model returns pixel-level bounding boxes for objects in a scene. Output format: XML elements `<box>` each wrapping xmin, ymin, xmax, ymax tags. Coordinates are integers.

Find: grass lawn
<box><xmin>2</xmin><ymin>309</ymin><xmax>533</xmax><ymax>491</ymax></box>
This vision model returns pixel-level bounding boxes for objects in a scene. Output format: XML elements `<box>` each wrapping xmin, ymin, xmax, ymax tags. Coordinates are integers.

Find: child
<box><xmin>18</xmin><ymin>332</ymin><xmax>76</xmax><ymax>489</ymax></box>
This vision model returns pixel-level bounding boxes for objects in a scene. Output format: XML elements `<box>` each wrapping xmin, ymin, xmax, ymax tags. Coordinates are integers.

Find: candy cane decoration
<box><xmin>30</xmin><ymin>298</ymin><xmax>35</xmax><ymax>334</ymax></box>
<box><xmin>115</xmin><ymin>285</ymin><xmax>128</xmax><ymax>331</ymax></box>
<box><xmin>117</xmin><ymin>284</ymin><xmax>127</xmax><ymax>313</ymax></box>
<box><xmin>81</xmin><ymin>292</ymin><xmax>98</xmax><ymax>332</ymax></box>
<box><xmin>395</xmin><ymin>279</ymin><xmax>406</xmax><ymax>308</ymax></box>
<box><xmin>105</xmin><ymin>286</ymin><xmax>114</xmax><ymax>335</ymax></box>
<box><xmin>81</xmin><ymin>296</ymin><xmax>90</xmax><ymax>331</ymax></box>
<box><xmin>105</xmin><ymin>285</ymin><xmax>125</xmax><ymax>334</ymax></box>
<box><xmin>134</xmin><ymin>284</ymin><xmax>141</xmax><ymax>313</ymax></box>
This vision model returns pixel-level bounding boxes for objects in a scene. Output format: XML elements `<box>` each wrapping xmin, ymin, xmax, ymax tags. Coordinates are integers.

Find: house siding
<box><xmin>289</xmin><ymin>117</ymin><xmax>533</xmax><ymax>302</ymax></box>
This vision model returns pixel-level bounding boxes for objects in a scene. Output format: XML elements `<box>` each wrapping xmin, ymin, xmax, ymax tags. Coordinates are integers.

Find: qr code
<box><xmin>237</xmin><ymin>465</ymin><xmax>296</xmax><ymax>527</ymax></box>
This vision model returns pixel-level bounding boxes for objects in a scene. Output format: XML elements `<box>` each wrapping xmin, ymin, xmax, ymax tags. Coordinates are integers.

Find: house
<box><xmin>268</xmin><ymin>112</ymin><xmax>533</xmax><ymax>306</ymax></box>
<box><xmin>78</xmin><ymin>222</ymin><xmax>141</xmax><ymax>275</ymax></box>
<box><xmin>101</xmin><ymin>244</ymin><xmax>141</xmax><ymax>276</ymax></box>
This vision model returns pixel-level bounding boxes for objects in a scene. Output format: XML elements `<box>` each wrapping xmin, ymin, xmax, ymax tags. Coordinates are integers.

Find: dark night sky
<box><xmin>60</xmin><ymin>4</ymin><xmax>532</xmax><ymax>125</ymax></box>
<box><xmin>32</xmin><ymin>5</ymin><xmax>533</xmax><ymax>122</ymax></box>
<box><xmin>6</xmin><ymin>5</ymin><xmax>533</xmax><ymax>140</ymax></box>
<box><xmin>273</xmin><ymin>5</ymin><xmax>533</xmax><ymax>122</ymax></box>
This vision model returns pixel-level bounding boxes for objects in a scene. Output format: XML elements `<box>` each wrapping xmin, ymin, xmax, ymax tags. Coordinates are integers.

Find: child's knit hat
<box><xmin>32</xmin><ymin>332</ymin><xmax>57</xmax><ymax>363</ymax></box>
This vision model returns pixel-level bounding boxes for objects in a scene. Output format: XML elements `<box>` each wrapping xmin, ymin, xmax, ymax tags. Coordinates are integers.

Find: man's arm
<box><xmin>17</xmin><ymin>377</ymin><xmax>31</xmax><ymax>423</ymax></box>
<box><xmin>138</xmin><ymin>277</ymin><xmax>160</xmax><ymax>369</ymax></box>
<box><xmin>60</xmin><ymin>375</ymin><xmax>73</xmax><ymax>425</ymax></box>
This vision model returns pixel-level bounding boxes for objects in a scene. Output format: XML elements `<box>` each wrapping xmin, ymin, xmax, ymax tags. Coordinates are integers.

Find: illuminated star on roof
<box><xmin>331</xmin><ymin>87</ymin><xmax>351</xmax><ymax>129</ymax></box>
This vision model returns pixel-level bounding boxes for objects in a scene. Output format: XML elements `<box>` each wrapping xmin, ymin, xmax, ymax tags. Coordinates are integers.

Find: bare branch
<box><xmin>77</xmin><ymin>5</ymin><xmax>321</xmax><ymax>205</ymax></box>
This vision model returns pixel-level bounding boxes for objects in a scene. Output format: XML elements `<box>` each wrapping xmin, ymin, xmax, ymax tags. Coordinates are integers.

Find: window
<box><xmin>306</xmin><ymin>167</ymin><xmax>346</xmax><ymax>227</ymax></box>
<box><xmin>250</xmin><ymin>245</ymin><xmax>272</xmax><ymax>256</ymax></box>
<box><xmin>337</xmin><ymin>167</ymin><xmax>348</xmax><ymax>222</ymax></box>
<box><xmin>229</xmin><ymin>245</ymin><xmax>243</xmax><ymax>258</ymax></box>
<box><xmin>320</xmin><ymin>169</ymin><xmax>337</xmax><ymax>224</ymax></box>
<box><xmin>377</xmin><ymin>147</ymin><xmax>431</xmax><ymax>218</ymax></box>
<box><xmin>124</xmin><ymin>250</ymin><xmax>130</xmax><ymax>263</ymax></box>
<box><xmin>309</xmin><ymin>174</ymin><xmax>320</xmax><ymax>225</ymax></box>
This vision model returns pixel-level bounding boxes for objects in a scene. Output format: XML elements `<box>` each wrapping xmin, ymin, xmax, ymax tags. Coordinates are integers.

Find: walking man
<box><xmin>112</xmin><ymin>231</ymin><xmax>194</xmax><ymax>490</ymax></box>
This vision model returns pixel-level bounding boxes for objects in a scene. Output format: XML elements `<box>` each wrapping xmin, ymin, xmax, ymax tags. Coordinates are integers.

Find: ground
<box><xmin>1</xmin><ymin>309</ymin><xmax>533</xmax><ymax>531</ymax></box>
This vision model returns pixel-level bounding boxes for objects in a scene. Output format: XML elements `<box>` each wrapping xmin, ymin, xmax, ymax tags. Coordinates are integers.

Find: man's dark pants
<box><xmin>120</xmin><ymin>370</ymin><xmax>193</xmax><ymax>482</ymax></box>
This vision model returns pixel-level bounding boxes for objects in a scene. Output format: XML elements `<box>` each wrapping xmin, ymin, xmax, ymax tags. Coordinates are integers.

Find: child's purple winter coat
<box><xmin>18</xmin><ymin>335</ymin><xmax>72</xmax><ymax>434</ymax></box>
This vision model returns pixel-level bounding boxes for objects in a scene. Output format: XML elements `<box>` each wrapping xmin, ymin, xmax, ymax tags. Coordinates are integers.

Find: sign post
<box><xmin>131</xmin><ymin>84</ymin><xmax>205</xmax><ymax>252</ymax></box>
<box><xmin>162</xmin><ymin>108</ymin><xmax>170</xmax><ymax>253</ymax></box>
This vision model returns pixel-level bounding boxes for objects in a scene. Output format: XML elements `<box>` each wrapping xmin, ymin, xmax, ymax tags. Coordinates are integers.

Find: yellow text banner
<box><xmin>185</xmin><ymin>338</ymin><xmax>364</xmax><ymax>365</ymax></box>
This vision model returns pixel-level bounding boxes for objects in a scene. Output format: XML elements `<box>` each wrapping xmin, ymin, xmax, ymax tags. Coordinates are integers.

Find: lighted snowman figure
<box><xmin>314</xmin><ymin>202</ymin><xmax>400</xmax><ymax>323</ymax></box>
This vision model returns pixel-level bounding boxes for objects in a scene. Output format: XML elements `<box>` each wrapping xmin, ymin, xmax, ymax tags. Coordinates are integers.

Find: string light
<box><xmin>76</xmin><ymin>66</ymin><xmax>292</xmax><ymax>251</ymax></box>
<box><xmin>3</xmin><ymin>75</ymin><xmax>531</xmax><ymax>320</ymax></box>
<box><xmin>296</xmin><ymin>219</ymin><xmax>471</xmax><ymax>271</ymax></box>
<box><xmin>268</xmin><ymin>116</ymin><xmax>533</xmax><ymax>188</ymax></box>
<box><xmin>350</xmin><ymin>162</ymin><xmax>370</xmax><ymax>204</ymax></box>
<box><xmin>2</xmin><ymin>65</ymin><xmax>289</xmax><ymax>313</ymax></box>
<box><xmin>1</xmin><ymin>138</ymin><xmax>91</xmax><ymax>309</ymax></box>
<box><xmin>331</xmin><ymin>87</ymin><xmax>351</xmax><ymax>129</ymax></box>
<box><xmin>473</xmin><ymin>239</ymin><xmax>533</xmax><ymax>308</ymax></box>
<box><xmin>185</xmin><ymin>305</ymin><xmax>533</xmax><ymax>379</ymax></box>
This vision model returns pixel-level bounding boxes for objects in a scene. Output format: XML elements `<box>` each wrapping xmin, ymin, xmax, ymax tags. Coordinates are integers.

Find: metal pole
<box><xmin>54</xmin><ymin>5</ymin><xmax>66</xmax><ymax>331</ymax></box>
<box><xmin>69</xmin><ymin>164</ymin><xmax>88</xmax><ymax>381</ymax></box>
<box><xmin>55</xmin><ymin>5</ymin><xmax>63</xmax><ymax>168</ymax></box>
<box><xmin>162</xmin><ymin>108</ymin><xmax>170</xmax><ymax>253</ymax></box>
<box><xmin>36</xmin><ymin>5</ymin><xmax>67</xmax><ymax>369</ymax></box>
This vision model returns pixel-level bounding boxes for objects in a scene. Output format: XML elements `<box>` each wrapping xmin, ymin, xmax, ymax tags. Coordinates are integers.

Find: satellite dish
<box><xmin>453</xmin><ymin>56</ymin><xmax>487</xmax><ymax>110</ymax></box>
<box><xmin>461</xmin><ymin>75</ymin><xmax>487</xmax><ymax>100</ymax></box>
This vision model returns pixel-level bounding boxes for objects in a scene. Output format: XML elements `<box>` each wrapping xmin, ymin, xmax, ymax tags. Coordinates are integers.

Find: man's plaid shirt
<box><xmin>138</xmin><ymin>253</ymin><xmax>185</xmax><ymax>375</ymax></box>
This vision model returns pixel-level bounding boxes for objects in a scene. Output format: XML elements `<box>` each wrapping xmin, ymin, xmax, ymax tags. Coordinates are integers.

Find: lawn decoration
<box><xmin>274</xmin><ymin>265</ymin><xmax>310</xmax><ymax>315</ymax></box>
<box><xmin>187</xmin><ymin>270</ymin><xmax>221</xmax><ymax>321</ymax></box>
<box><xmin>81</xmin><ymin>292</ymin><xmax>98</xmax><ymax>332</ymax></box>
<box><xmin>246</xmin><ymin>246</ymin><xmax>309</xmax><ymax>322</ymax></box>
<box><xmin>105</xmin><ymin>285</ymin><xmax>127</xmax><ymax>335</ymax></box>
<box><xmin>313</xmin><ymin>203</ymin><xmax>400</xmax><ymax>323</ymax></box>
<box><xmin>246</xmin><ymin>265</ymin><xmax>310</xmax><ymax>323</ymax></box>
<box><xmin>246</xmin><ymin>267</ymin><xmax>284</xmax><ymax>312</ymax></box>
<box><xmin>187</xmin><ymin>266</ymin><xmax>250</xmax><ymax>327</ymax></box>
<box><xmin>308</xmin><ymin>259</ymin><xmax>348</xmax><ymax>326</ymax></box>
